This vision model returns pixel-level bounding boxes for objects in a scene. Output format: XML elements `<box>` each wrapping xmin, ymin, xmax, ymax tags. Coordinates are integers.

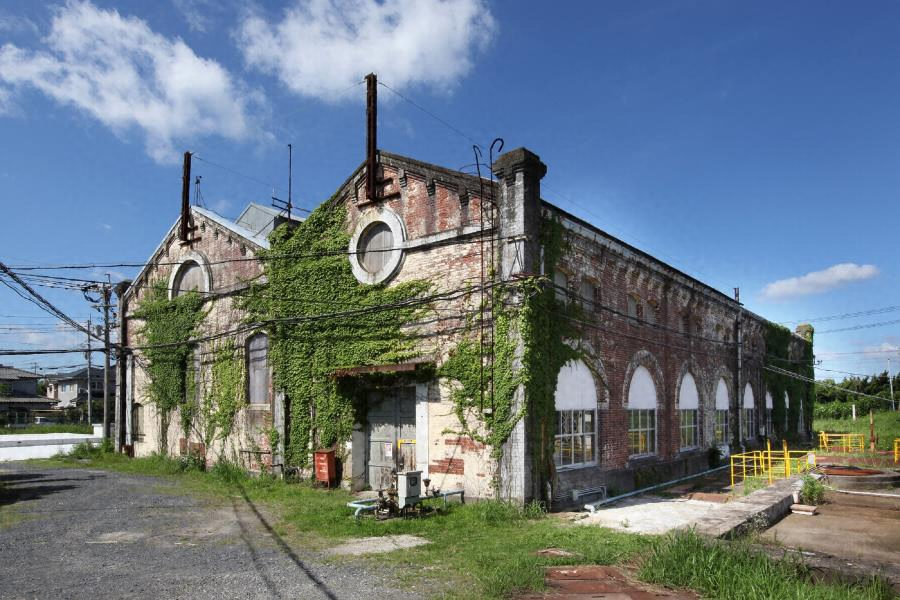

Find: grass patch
<box><xmin>640</xmin><ymin>531</ymin><xmax>894</xmax><ymax>600</ymax></box>
<box><xmin>813</xmin><ymin>411</ymin><xmax>900</xmax><ymax>451</ymax></box>
<box><xmin>0</xmin><ymin>424</ymin><xmax>93</xmax><ymax>435</ymax></box>
<box><xmin>35</xmin><ymin>452</ymin><xmax>896</xmax><ymax>599</ymax></box>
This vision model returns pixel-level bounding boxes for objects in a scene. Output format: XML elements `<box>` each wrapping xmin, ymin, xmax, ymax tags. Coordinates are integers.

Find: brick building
<box><xmin>118</xmin><ymin>146</ymin><xmax>812</xmax><ymax>507</ymax></box>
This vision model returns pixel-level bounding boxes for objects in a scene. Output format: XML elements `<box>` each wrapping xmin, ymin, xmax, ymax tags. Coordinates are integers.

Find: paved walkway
<box><xmin>0</xmin><ymin>462</ymin><xmax>421</xmax><ymax>600</ymax></box>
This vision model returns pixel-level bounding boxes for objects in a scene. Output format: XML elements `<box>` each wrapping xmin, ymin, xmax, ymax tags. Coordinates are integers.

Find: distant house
<box><xmin>46</xmin><ymin>366</ymin><xmax>115</xmax><ymax>410</ymax></box>
<box><xmin>0</xmin><ymin>365</ymin><xmax>52</xmax><ymax>425</ymax></box>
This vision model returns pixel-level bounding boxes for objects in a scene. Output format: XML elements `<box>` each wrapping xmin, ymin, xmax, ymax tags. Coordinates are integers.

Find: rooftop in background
<box><xmin>0</xmin><ymin>365</ymin><xmax>40</xmax><ymax>381</ymax></box>
<box><xmin>45</xmin><ymin>366</ymin><xmax>111</xmax><ymax>382</ymax></box>
<box><xmin>234</xmin><ymin>203</ymin><xmax>305</xmax><ymax>245</ymax></box>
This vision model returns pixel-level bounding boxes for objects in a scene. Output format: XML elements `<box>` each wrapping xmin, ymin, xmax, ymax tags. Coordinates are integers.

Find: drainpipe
<box><xmin>734</xmin><ymin>288</ymin><xmax>743</xmax><ymax>451</ymax></box>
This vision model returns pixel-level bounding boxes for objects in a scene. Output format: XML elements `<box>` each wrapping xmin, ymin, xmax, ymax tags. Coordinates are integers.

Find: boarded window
<box><xmin>174</xmin><ymin>260</ymin><xmax>204</xmax><ymax>296</ymax></box>
<box><xmin>133</xmin><ymin>404</ymin><xmax>144</xmax><ymax>438</ymax></box>
<box><xmin>579</xmin><ymin>280</ymin><xmax>595</xmax><ymax>311</ymax></box>
<box><xmin>626</xmin><ymin>295</ymin><xmax>639</xmax><ymax>318</ymax></box>
<box><xmin>247</xmin><ymin>333</ymin><xmax>269</xmax><ymax>405</ymax></box>
<box><xmin>359</xmin><ymin>222</ymin><xmax>393</xmax><ymax>274</ymax></box>
<box><xmin>553</xmin><ymin>271</ymin><xmax>568</xmax><ymax>303</ymax></box>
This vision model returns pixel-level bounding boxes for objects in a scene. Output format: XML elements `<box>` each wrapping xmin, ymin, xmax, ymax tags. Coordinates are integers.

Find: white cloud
<box><xmin>761</xmin><ymin>263</ymin><xmax>879</xmax><ymax>301</ymax></box>
<box><xmin>0</xmin><ymin>1</ymin><xmax>265</xmax><ymax>163</ymax></box>
<box><xmin>237</xmin><ymin>0</ymin><xmax>495</xmax><ymax>101</ymax></box>
<box><xmin>0</xmin><ymin>12</ymin><xmax>39</xmax><ymax>36</ymax></box>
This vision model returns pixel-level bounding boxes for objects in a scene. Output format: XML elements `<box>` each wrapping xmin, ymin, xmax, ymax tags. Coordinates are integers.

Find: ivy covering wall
<box><xmin>133</xmin><ymin>281</ymin><xmax>205</xmax><ymax>452</ymax></box>
<box><xmin>762</xmin><ymin>322</ymin><xmax>815</xmax><ymax>441</ymax></box>
<box><xmin>242</xmin><ymin>199</ymin><xmax>429</xmax><ymax>467</ymax></box>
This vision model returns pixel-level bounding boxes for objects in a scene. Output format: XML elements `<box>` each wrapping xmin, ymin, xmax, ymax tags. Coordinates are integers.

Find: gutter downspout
<box><xmin>584</xmin><ymin>464</ymin><xmax>729</xmax><ymax>512</ymax></box>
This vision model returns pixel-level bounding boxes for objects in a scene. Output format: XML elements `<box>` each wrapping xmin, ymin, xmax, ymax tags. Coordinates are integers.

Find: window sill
<box><xmin>628</xmin><ymin>452</ymin><xmax>656</xmax><ymax>461</ymax></box>
<box><xmin>556</xmin><ymin>462</ymin><xmax>599</xmax><ymax>472</ymax></box>
<box><xmin>247</xmin><ymin>403</ymin><xmax>271</xmax><ymax>411</ymax></box>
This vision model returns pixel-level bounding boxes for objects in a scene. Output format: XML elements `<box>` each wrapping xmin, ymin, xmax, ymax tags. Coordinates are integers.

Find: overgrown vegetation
<box><xmin>813</xmin><ymin>410</ymin><xmax>899</xmax><ymax>451</ymax></box>
<box><xmin>640</xmin><ymin>531</ymin><xmax>893</xmax><ymax>600</ymax></box>
<box><xmin>800</xmin><ymin>474</ymin><xmax>825</xmax><ymax>505</ymax></box>
<box><xmin>242</xmin><ymin>200</ymin><xmax>430</xmax><ymax>467</ymax></box>
<box><xmin>814</xmin><ymin>372</ymin><xmax>897</xmax><ymax>419</ymax></box>
<box><xmin>762</xmin><ymin>322</ymin><xmax>815</xmax><ymax>441</ymax></box>
<box><xmin>133</xmin><ymin>280</ymin><xmax>205</xmax><ymax>452</ymax></box>
<box><xmin>36</xmin><ymin>450</ymin><xmax>894</xmax><ymax>600</ymax></box>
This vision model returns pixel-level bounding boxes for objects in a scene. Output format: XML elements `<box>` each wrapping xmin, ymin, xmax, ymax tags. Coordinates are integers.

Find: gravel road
<box><xmin>0</xmin><ymin>462</ymin><xmax>422</xmax><ymax>600</ymax></box>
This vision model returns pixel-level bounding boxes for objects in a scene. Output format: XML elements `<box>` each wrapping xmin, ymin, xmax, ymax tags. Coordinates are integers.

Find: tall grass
<box><xmin>813</xmin><ymin>411</ymin><xmax>900</xmax><ymax>451</ymax></box>
<box><xmin>640</xmin><ymin>531</ymin><xmax>894</xmax><ymax>600</ymax></box>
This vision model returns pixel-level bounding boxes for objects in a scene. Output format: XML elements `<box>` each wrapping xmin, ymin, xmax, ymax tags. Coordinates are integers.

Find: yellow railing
<box><xmin>818</xmin><ymin>431</ymin><xmax>865</xmax><ymax>453</ymax></box>
<box><xmin>894</xmin><ymin>438</ymin><xmax>899</xmax><ymax>464</ymax></box>
<box><xmin>730</xmin><ymin>440</ymin><xmax>816</xmax><ymax>487</ymax></box>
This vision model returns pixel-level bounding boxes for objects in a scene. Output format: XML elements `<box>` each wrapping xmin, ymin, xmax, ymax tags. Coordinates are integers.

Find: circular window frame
<box><xmin>167</xmin><ymin>251</ymin><xmax>212</xmax><ymax>300</ymax></box>
<box><xmin>349</xmin><ymin>208</ymin><xmax>405</xmax><ymax>285</ymax></box>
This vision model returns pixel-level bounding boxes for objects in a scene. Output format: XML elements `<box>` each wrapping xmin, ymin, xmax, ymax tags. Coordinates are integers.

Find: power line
<box><xmin>763</xmin><ymin>364</ymin><xmax>894</xmax><ymax>404</ymax></box>
<box><xmin>378</xmin><ymin>80</ymin><xmax>483</xmax><ymax>148</ymax></box>
<box><xmin>779</xmin><ymin>304</ymin><xmax>900</xmax><ymax>325</ymax></box>
<box><xmin>813</xmin><ymin>318</ymin><xmax>900</xmax><ymax>335</ymax></box>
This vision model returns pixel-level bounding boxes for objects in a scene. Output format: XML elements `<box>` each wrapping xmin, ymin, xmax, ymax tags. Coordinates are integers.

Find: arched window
<box><xmin>784</xmin><ymin>391</ymin><xmax>790</xmax><ymax>430</ymax></box>
<box><xmin>627</xmin><ymin>365</ymin><xmax>656</xmax><ymax>456</ymax></box>
<box><xmin>797</xmin><ymin>395</ymin><xmax>804</xmax><ymax>434</ymax></box>
<box><xmin>741</xmin><ymin>383</ymin><xmax>756</xmax><ymax>441</ymax></box>
<box><xmin>553</xmin><ymin>360</ymin><xmax>597</xmax><ymax>469</ymax></box>
<box><xmin>678</xmin><ymin>373</ymin><xmax>700</xmax><ymax>449</ymax></box>
<box><xmin>358</xmin><ymin>222</ymin><xmax>393</xmax><ymax>274</ymax></box>
<box><xmin>246</xmin><ymin>333</ymin><xmax>269</xmax><ymax>406</ymax></box>
<box><xmin>765</xmin><ymin>392</ymin><xmax>774</xmax><ymax>436</ymax></box>
<box><xmin>173</xmin><ymin>260</ymin><xmax>205</xmax><ymax>297</ymax></box>
<box><xmin>715</xmin><ymin>378</ymin><xmax>730</xmax><ymax>444</ymax></box>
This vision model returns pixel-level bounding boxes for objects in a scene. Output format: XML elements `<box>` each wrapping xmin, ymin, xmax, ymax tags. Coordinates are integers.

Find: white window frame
<box><xmin>715</xmin><ymin>409</ymin><xmax>729</xmax><ymax>445</ymax></box>
<box><xmin>628</xmin><ymin>408</ymin><xmax>656</xmax><ymax>457</ymax></box>
<box><xmin>554</xmin><ymin>408</ymin><xmax>598</xmax><ymax>470</ymax></box>
<box><xmin>680</xmin><ymin>408</ymin><xmax>699</xmax><ymax>449</ymax></box>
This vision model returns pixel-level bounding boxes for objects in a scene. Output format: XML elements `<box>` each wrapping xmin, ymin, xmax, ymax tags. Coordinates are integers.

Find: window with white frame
<box><xmin>715</xmin><ymin>378</ymin><xmax>730</xmax><ymax>444</ymax></box>
<box><xmin>247</xmin><ymin>332</ymin><xmax>270</xmax><ymax>406</ymax></box>
<box><xmin>741</xmin><ymin>383</ymin><xmax>756</xmax><ymax>440</ymax></box>
<box><xmin>679</xmin><ymin>372</ymin><xmax>700</xmax><ymax>449</ymax></box>
<box><xmin>627</xmin><ymin>365</ymin><xmax>657</xmax><ymax>456</ymax></box>
<box><xmin>765</xmin><ymin>392</ymin><xmax>774</xmax><ymax>436</ymax></box>
<box><xmin>553</xmin><ymin>360</ymin><xmax>598</xmax><ymax>469</ymax></box>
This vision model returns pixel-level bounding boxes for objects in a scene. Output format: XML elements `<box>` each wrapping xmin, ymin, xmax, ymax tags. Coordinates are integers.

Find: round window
<box><xmin>358</xmin><ymin>222</ymin><xmax>394</xmax><ymax>274</ymax></box>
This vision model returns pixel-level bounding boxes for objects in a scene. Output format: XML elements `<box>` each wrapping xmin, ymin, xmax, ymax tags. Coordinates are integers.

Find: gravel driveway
<box><xmin>0</xmin><ymin>462</ymin><xmax>422</xmax><ymax>600</ymax></box>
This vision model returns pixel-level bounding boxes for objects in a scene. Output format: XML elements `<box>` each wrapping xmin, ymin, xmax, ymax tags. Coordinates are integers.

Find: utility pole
<box><xmin>889</xmin><ymin>357</ymin><xmax>895</xmax><ymax>412</ymax></box>
<box><xmin>102</xmin><ymin>281</ymin><xmax>112</xmax><ymax>441</ymax></box>
<box><xmin>86</xmin><ymin>318</ymin><xmax>92</xmax><ymax>425</ymax></box>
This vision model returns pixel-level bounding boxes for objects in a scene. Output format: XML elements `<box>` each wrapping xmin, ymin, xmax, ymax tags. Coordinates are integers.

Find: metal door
<box><xmin>366</xmin><ymin>386</ymin><xmax>416</xmax><ymax>490</ymax></box>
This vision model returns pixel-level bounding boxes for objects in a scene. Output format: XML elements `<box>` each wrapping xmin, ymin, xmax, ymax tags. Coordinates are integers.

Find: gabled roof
<box><xmin>0</xmin><ymin>365</ymin><xmax>40</xmax><ymax>381</ymax></box>
<box><xmin>46</xmin><ymin>366</ymin><xmax>108</xmax><ymax>382</ymax></box>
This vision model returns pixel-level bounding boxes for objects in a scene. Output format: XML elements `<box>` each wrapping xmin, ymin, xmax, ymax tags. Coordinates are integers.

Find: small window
<box><xmin>247</xmin><ymin>333</ymin><xmax>270</xmax><ymax>405</ymax></box>
<box><xmin>742</xmin><ymin>408</ymin><xmax>756</xmax><ymax>440</ymax></box>
<box><xmin>680</xmin><ymin>409</ymin><xmax>699</xmax><ymax>449</ymax></box>
<box><xmin>359</xmin><ymin>222</ymin><xmax>393</xmax><ymax>274</ymax></box>
<box><xmin>579</xmin><ymin>280</ymin><xmax>594</xmax><ymax>311</ymax></box>
<box><xmin>715</xmin><ymin>410</ymin><xmax>729</xmax><ymax>445</ymax></box>
<box><xmin>553</xmin><ymin>271</ymin><xmax>568</xmax><ymax>303</ymax></box>
<box><xmin>628</xmin><ymin>409</ymin><xmax>656</xmax><ymax>456</ymax></box>
<box><xmin>766</xmin><ymin>408</ymin><xmax>773</xmax><ymax>437</ymax></box>
<box><xmin>627</xmin><ymin>295</ymin><xmax>639</xmax><ymax>319</ymax></box>
<box><xmin>592</xmin><ymin>285</ymin><xmax>602</xmax><ymax>313</ymax></box>
<box><xmin>133</xmin><ymin>403</ymin><xmax>144</xmax><ymax>439</ymax></box>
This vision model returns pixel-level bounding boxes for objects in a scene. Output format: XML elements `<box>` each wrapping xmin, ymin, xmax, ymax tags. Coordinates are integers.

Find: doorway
<box><xmin>366</xmin><ymin>386</ymin><xmax>416</xmax><ymax>490</ymax></box>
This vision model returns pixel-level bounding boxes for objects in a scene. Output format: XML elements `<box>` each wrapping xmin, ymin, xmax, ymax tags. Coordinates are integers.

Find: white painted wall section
<box><xmin>554</xmin><ymin>360</ymin><xmax>597</xmax><ymax>410</ymax></box>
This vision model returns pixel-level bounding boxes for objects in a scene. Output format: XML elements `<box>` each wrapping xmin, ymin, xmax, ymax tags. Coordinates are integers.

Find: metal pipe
<box><xmin>584</xmin><ymin>465</ymin><xmax>729</xmax><ymax>513</ymax></box>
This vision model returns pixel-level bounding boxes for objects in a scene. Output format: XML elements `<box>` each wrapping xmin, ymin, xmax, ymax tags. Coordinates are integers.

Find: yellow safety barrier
<box><xmin>730</xmin><ymin>440</ymin><xmax>816</xmax><ymax>487</ymax></box>
<box><xmin>818</xmin><ymin>431</ymin><xmax>865</xmax><ymax>453</ymax></box>
<box><xmin>894</xmin><ymin>438</ymin><xmax>899</xmax><ymax>464</ymax></box>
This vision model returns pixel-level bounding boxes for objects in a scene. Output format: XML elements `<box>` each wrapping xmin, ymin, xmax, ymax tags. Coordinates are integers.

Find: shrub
<box><xmin>800</xmin><ymin>474</ymin><xmax>825</xmax><ymax>505</ymax></box>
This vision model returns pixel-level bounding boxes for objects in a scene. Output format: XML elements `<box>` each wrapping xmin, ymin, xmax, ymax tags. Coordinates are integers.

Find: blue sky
<box><xmin>0</xmin><ymin>0</ymin><xmax>897</xmax><ymax>382</ymax></box>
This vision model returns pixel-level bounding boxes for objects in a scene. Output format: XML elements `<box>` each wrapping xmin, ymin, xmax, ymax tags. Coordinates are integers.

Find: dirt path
<box><xmin>0</xmin><ymin>462</ymin><xmax>420</xmax><ymax>600</ymax></box>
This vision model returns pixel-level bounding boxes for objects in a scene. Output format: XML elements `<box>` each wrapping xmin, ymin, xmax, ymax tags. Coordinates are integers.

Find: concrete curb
<box><xmin>687</xmin><ymin>477</ymin><xmax>799</xmax><ymax>539</ymax></box>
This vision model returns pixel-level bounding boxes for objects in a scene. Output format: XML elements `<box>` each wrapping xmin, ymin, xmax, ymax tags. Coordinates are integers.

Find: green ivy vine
<box><xmin>763</xmin><ymin>322</ymin><xmax>814</xmax><ymax>441</ymax></box>
<box><xmin>133</xmin><ymin>280</ymin><xmax>206</xmax><ymax>452</ymax></box>
<box><xmin>242</xmin><ymin>198</ymin><xmax>430</xmax><ymax>468</ymax></box>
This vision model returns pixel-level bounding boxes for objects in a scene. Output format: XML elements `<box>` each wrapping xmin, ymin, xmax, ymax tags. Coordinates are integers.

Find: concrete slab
<box><xmin>326</xmin><ymin>534</ymin><xmax>430</xmax><ymax>556</ymax></box>
<box><xmin>579</xmin><ymin>495</ymin><xmax>723</xmax><ymax>534</ymax></box>
<box><xmin>762</xmin><ymin>491</ymin><xmax>900</xmax><ymax>566</ymax></box>
<box><xmin>581</xmin><ymin>477</ymin><xmax>798</xmax><ymax>539</ymax></box>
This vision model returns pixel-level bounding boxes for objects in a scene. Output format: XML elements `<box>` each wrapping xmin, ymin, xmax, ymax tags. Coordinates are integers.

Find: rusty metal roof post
<box><xmin>366</xmin><ymin>73</ymin><xmax>378</xmax><ymax>201</ymax></box>
<box><xmin>180</xmin><ymin>151</ymin><xmax>192</xmax><ymax>242</ymax></box>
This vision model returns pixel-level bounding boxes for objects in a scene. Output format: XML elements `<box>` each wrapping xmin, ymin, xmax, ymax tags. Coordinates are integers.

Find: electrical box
<box><xmin>396</xmin><ymin>470</ymin><xmax>421</xmax><ymax>509</ymax></box>
<box><xmin>314</xmin><ymin>449</ymin><xmax>336</xmax><ymax>487</ymax></box>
